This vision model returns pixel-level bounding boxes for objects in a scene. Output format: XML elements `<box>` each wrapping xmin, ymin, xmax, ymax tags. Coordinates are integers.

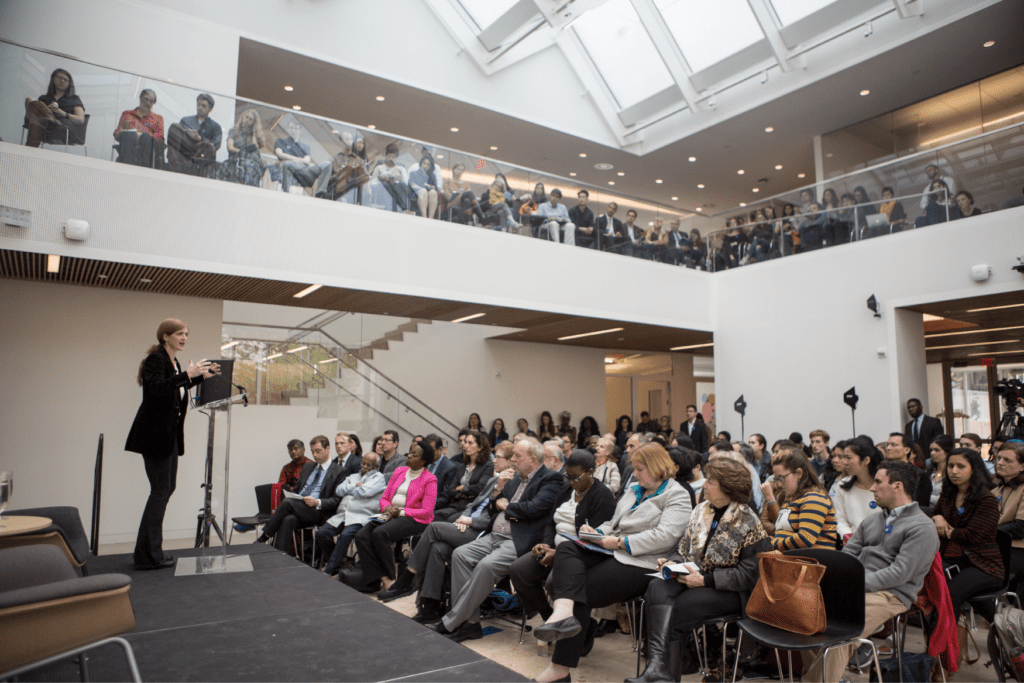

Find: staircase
<box><xmin>353</xmin><ymin>319</ymin><xmax>432</xmax><ymax>360</ymax></box>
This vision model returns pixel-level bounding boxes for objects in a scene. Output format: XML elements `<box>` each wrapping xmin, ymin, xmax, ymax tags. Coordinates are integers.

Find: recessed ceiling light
<box><xmin>798</xmin><ymin>173</ymin><xmax>806</xmax><ymax>178</ymax></box>
<box><xmin>46</xmin><ymin>254</ymin><xmax>60</xmax><ymax>273</ymax></box>
<box><xmin>436</xmin><ymin>154</ymin><xmax>443</xmax><ymax>159</ymax></box>
<box><xmin>579</xmin><ymin>153</ymin><xmax>587</xmax><ymax>158</ymax></box>
<box><xmin>569</xmin><ymin>172</ymin><xmax>577</xmax><ymax>176</ymax></box>
<box><xmin>451</xmin><ymin>313</ymin><xmax>486</xmax><ymax>323</ymax></box>
<box><xmin>558</xmin><ymin>327</ymin><xmax>624</xmax><ymax>341</ymax></box>
<box><xmin>332</xmin><ymin>129</ymin><xmax>339</xmax><ymax>134</ymax></box>
<box><xmin>775</xmin><ymin>164</ymin><xmax>783</xmax><ymax>170</ymax></box>
<box><xmin>671</xmin><ymin>196</ymin><xmax>678</xmax><ymax>201</ymax></box>
<box><xmin>608</xmin><ymin>181</ymin><xmax>615</xmax><ymax>185</ymax></box>
<box><xmin>765</xmin><ymin>126</ymin><xmax>774</xmax><ymax>132</ymax></box>
<box><xmin>292</xmin><ymin>105</ymin><xmax>301</xmax><ymax>110</ymax></box>
<box><xmin>293</xmin><ymin>283</ymin><xmax>323</xmax><ymax>299</ymax></box>
<box><xmin>367</xmin><ymin>124</ymin><xmax>376</xmax><ymax>129</ymax></box>
<box><xmin>966</xmin><ymin>303</ymin><xmax>1024</xmax><ymax>313</ymax></box>
<box><xmin>737</xmin><ymin>169</ymin><xmax>745</xmax><ymax>175</ymax></box>
<box><xmin>375</xmin><ymin>95</ymin><xmax>385</xmax><ymax>101</ymax></box>
<box><xmin>617</xmin><ymin>172</ymin><xmax>625</xmax><ymax>176</ymax></box>
<box><xmin>670</xmin><ymin>342</ymin><xmax>714</xmax><ymax>351</ymax></box>
<box><xmin>984</xmin><ymin>40</ymin><xmax>995</xmax><ymax>47</ymax></box>
<box><xmin>490</xmin><ymin>146</ymin><xmax>498</xmax><ymax>150</ymax></box>
<box><xmin>826</xmin><ymin>153</ymin><xmax>833</xmax><ymax>158</ymax></box>
<box><xmin>752</xmin><ymin>188</ymin><xmax>759</xmax><ymax>193</ymax></box>
<box><xmin>97</xmin><ymin>273</ymin><xmax>107</xmax><ymax>279</ymax></box>
<box><xmin>655</xmin><ymin>179</ymin><xmax>663</xmax><ymax>184</ymax></box>
<box><xmin>740</xmin><ymin>202</ymin><xmax>747</xmax><ymax>207</ymax></box>
<box><xmin>450</xmin><ymin>127</ymin><xmax>459</xmax><ymax>132</ymax></box>
<box><xmin>697</xmin><ymin>184</ymin><xmax>705</xmax><ymax>189</ymax></box>
<box><xmin>968</xmin><ymin>349</ymin><xmax>1024</xmax><ymax>356</ymax></box>
<box><xmin>284</xmin><ymin>85</ymin><xmax>293</xmax><ymax>91</ymax></box>
<box><xmin>860</xmin><ymin>89</ymin><xmax>870</xmax><ymax>96</ymax></box>
<box><xmin>688</xmin><ymin>156</ymin><xmax>696</xmax><ymax>162</ymax></box>
<box><xmin>139</xmin><ymin>277</ymin><xmax>152</xmax><ymax>284</ymax></box>
<box><xmin>696</xmin><ymin>207</ymin><xmax>702</xmax><ymax>211</ymax></box>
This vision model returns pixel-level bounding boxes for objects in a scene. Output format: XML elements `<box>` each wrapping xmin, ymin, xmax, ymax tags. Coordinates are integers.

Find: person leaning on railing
<box><xmin>23</xmin><ymin>68</ymin><xmax>86</xmax><ymax>148</ymax></box>
<box><xmin>916</xmin><ymin>179</ymin><xmax>961</xmax><ymax>227</ymax></box>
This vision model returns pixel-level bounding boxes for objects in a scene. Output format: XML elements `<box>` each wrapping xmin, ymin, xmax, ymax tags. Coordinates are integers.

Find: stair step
<box><xmin>355</xmin><ymin>348</ymin><xmax>374</xmax><ymax>360</ymax></box>
<box><xmin>369</xmin><ymin>338</ymin><xmax>389</xmax><ymax>350</ymax></box>
<box><xmin>384</xmin><ymin>330</ymin><xmax>405</xmax><ymax>342</ymax></box>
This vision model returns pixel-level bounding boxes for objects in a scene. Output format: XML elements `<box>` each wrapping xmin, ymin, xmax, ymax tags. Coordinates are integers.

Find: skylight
<box><xmin>653</xmin><ymin>0</ymin><xmax>765</xmax><ymax>73</ymax></box>
<box><xmin>770</xmin><ymin>0</ymin><xmax>838</xmax><ymax>26</ymax></box>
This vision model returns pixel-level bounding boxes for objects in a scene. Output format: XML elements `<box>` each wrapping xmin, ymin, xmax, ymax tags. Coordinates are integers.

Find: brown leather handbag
<box><xmin>747</xmin><ymin>551</ymin><xmax>827</xmax><ymax>635</ymax></box>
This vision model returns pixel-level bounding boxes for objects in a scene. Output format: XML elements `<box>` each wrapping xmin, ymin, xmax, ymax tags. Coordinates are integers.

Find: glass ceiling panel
<box><xmin>457</xmin><ymin>0</ymin><xmax>519</xmax><ymax>31</ymax></box>
<box><xmin>572</xmin><ymin>0</ymin><xmax>675</xmax><ymax>110</ymax></box>
<box><xmin>769</xmin><ymin>0</ymin><xmax>838</xmax><ymax>26</ymax></box>
<box><xmin>653</xmin><ymin>0</ymin><xmax>765</xmax><ymax>73</ymax></box>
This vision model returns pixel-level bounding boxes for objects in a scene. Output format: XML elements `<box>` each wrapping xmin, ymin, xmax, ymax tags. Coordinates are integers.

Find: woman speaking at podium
<box><xmin>126</xmin><ymin>319</ymin><xmax>219</xmax><ymax>570</ymax></box>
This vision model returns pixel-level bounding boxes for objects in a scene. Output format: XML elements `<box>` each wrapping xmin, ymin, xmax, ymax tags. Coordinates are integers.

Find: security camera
<box><xmin>970</xmin><ymin>264</ymin><xmax>991</xmax><ymax>282</ymax></box>
<box><xmin>64</xmin><ymin>219</ymin><xmax>90</xmax><ymax>241</ymax></box>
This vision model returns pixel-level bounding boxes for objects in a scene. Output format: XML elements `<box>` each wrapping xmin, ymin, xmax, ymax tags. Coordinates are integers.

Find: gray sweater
<box><xmin>842</xmin><ymin>502</ymin><xmax>939</xmax><ymax>608</ymax></box>
<box><xmin>598</xmin><ymin>478</ymin><xmax>692</xmax><ymax>569</ymax></box>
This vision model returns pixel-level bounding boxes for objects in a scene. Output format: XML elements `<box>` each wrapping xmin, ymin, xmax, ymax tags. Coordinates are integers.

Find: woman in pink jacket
<box><xmin>343</xmin><ymin>441</ymin><xmax>438</xmax><ymax>593</ymax></box>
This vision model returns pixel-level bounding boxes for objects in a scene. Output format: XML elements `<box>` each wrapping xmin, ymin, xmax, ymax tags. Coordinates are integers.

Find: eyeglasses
<box><xmin>141</xmin><ymin>96</ymin><xmax>156</xmax><ymax>104</ymax></box>
<box><xmin>567</xmin><ymin>472</ymin><xmax>591</xmax><ymax>483</ymax></box>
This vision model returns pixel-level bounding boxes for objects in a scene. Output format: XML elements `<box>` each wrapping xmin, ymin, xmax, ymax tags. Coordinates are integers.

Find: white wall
<box><xmin>711</xmin><ymin>208</ymin><xmax>1024</xmax><ymax>444</ymax></box>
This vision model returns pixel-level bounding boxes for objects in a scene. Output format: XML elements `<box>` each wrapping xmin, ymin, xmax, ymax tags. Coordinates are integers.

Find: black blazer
<box><xmin>431</xmin><ymin>454</ymin><xmax>459</xmax><ymax>510</ymax></box>
<box><xmin>336</xmin><ymin>453</ymin><xmax>362</xmax><ymax>482</ymax></box>
<box><xmin>125</xmin><ymin>349</ymin><xmax>204</xmax><ymax>458</ymax></box>
<box><xmin>447</xmin><ymin>460</ymin><xmax>495</xmax><ymax>506</ymax></box>
<box><xmin>594</xmin><ymin>215</ymin><xmax>622</xmax><ymax>251</ymax></box>
<box><xmin>540</xmin><ymin>479</ymin><xmax>617</xmax><ymax>547</ymax></box>
<box><xmin>291</xmin><ymin>461</ymin><xmax>347</xmax><ymax>521</ymax></box>
<box><xmin>485</xmin><ymin>465</ymin><xmax>564</xmax><ymax>556</ymax></box>
<box><xmin>905</xmin><ymin>415</ymin><xmax>944</xmax><ymax>454</ymax></box>
<box><xmin>679</xmin><ymin>418</ymin><xmax>710</xmax><ymax>454</ymax></box>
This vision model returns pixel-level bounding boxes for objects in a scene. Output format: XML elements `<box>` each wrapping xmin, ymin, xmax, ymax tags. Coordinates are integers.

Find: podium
<box><xmin>176</xmin><ymin>392</ymin><xmax>254</xmax><ymax>576</ymax></box>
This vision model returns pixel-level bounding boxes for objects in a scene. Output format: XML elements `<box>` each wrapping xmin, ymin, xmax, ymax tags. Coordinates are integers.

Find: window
<box><xmin>456</xmin><ymin>0</ymin><xmax>519</xmax><ymax>31</ymax></box>
<box><xmin>769</xmin><ymin>0</ymin><xmax>839</xmax><ymax>26</ymax></box>
<box><xmin>653</xmin><ymin>0</ymin><xmax>765</xmax><ymax>73</ymax></box>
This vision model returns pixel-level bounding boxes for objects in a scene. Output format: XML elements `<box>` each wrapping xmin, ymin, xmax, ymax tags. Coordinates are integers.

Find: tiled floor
<box><xmin>100</xmin><ymin>536</ymin><xmax>999</xmax><ymax>682</ymax></box>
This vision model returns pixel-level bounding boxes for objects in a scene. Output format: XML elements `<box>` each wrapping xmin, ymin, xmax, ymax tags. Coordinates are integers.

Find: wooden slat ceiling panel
<box><xmin>907</xmin><ymin>291</ymin><xmax>1024</xmax><ymax>364</ymax></box>
<box><xmin>0</xmin><ymin>249</ymin><xmax>713</xmax><ymax>354</ymax></box>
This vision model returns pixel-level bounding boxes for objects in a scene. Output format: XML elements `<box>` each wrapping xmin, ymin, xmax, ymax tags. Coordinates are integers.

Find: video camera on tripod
<box><xmin>994</xmin><ymin>378</ymin><xmax>1024</xmax><ymax>441</ymax></box>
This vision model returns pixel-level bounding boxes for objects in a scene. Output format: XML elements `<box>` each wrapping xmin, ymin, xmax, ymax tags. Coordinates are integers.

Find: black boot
<box><xmin>625</xmin><ymin>605</ymin><xmax>679</xmax><ymax>683</ymax></box>
<box><xmin>412</xmin><ymin>597</ymin><xmax>442</xmax><ymax>624</ymax></box>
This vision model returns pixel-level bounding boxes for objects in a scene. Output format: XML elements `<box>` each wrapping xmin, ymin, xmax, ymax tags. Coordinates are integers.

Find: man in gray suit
<box><xmin>427</xmin><ymin>439</ymin><xmax>563</xmax><ymax>642</ymax></box>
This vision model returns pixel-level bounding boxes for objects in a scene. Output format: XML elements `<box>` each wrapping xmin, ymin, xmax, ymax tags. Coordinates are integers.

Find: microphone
<box><xmin>233</xmin><ymin>383</ymin><xmax>249</xmax><ymax>406</ymax></box>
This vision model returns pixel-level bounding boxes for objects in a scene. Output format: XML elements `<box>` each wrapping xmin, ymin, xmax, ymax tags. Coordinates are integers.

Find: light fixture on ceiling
<box><xmin>984</xmin><ymin>40</ymin><xmax>995</xmax><ymax>47</ymax></box>
<box><xmin>450</xmin><ymin>127</ymin><xmax>459</xmax><ymax>132</ymax></box>
<box><xmin>604</xmin><ymin>358</ymin><xmax>615</xmax><ymax>365</ymax></box>
<box><xmin>688</xmin><ymin>156</ymin><xmax>696</xmax><ymax>162</ymax></box>
<box><xmin>737</xmin><ymin>169</ymin><xmax>745</xmax><ymax>175</ymax></box>
<box><xmin>617</xmin><ymin>172</ymin><xmax>625</xmax><ymax>176</ymax></box>
<box><xmin>221</xmin><ymin>341</ymin><xmax>240</xmax><ymax>351</ymax></box>
<box><xmin>826</xmin><ymin>153</ymin><xmax>833</xmax><ymax>158</ymax></box>
<box><xmin>139</xmin><ymin>277</ymin><xmax>152</xmax><ymax>284</ymax></box>
<box><xmin>655</xmin><ymin>179</ymin><xmax>663</xmax><ymax>184</ymax></box>
<box><xmin>451</xmin><ymin>313</ymin><xmax>486</xmax><ymax>323</ymax></box>
<box><xmin>697</xmin><ymin>184</ymin><xmax>705</xmax><ymax>189</ymax></box>
<box><xmin>967</xmin><ymin>302</ymin><xmax>1024</xmax><ymax>313</ymax></box>
<box><xmin>284</xmin><ymin>85</ymin><xmax>293</xmax><ymax>91</ymax></box>
<box><xmin>436</xmin><ymin>154</ymin><xmax>443</xmax><ymax>159</ymax></box>
<box><xmin>765</xmin><ymin>127</ymin><xmax>774</xmax><ymax>133</ymax></box>
<box><xmin>97</xmin><ymin>273</ymin><xmax>107</xmax><ymax>279</ymax></box>
<box><xmin>287</xmin><ymin>346</ymin><xmax>308</xmax><ymax>354</ymax></box>
<box><xmin>775</xmin><ymin>164</ymin><xmax>783</xmax><ymax>170</ymax></box>
<box><xmin>558</xmin><ymin>327</ymin><xmax>624</xmax><ymax>341</ymax></box>
<box><xmin>331</xmin><ymin>129</ymin><xmax>339</xmax><ymax>134</ymax></box>
<box><xmin>671</xmin><ymin>196</ymin><xmax>678</xmax><ymax>201</ymax></box>
<box><xmin>46</xmin><ymin>254</ymin><xmax>60</xmax><ymax>273</ymax></box>
<box><xmin>608</xmin><ymin>181</ymin><xmax>615</xmax><ymax>185</ymax></box>
<box><xmin>860</xmin><ymin>89</ymin><xmax>870</xmax><ymax>96</ymax></box>
<box><xmin>798</xmin><ymin>173</ymin><xmax>806</xmax><ymax>178</ymax></box>
<box><xmin>293</xmin><ymin>283</ymin><xmax>323</xmax><ymax>298</ymax></box>
<box><xmin>375</xmin><ymin>95</ymin><xmax>385</xmax><ymax>101</ymax></box>
<box><xmin>929</xmin><ymin>339</ymin><xmax>1018</xmax><ymax>351</ymax></box>
<box><xmin>594</xmin><ymin>162</ymin><xmax>614</xmax><ymax>170</ymax></box>
<box><xmin>579</xmin><ymin>153</ymin><xmax>587</xmax><ymax>158</ymax></box>
<box><xmin>752</xmin><ymin>188</ymin><xmax>759</xmax><ymax>193</ymax></box>
<box><xmin>968</xmin><ymin>349</ymin><xmax>1024</xmax><ymax>357</ymax></box>
<box><xmin>490</xmin><ymin>146</ymin><xmax>497</xmax><ymax>150</ymax></box>
<box><xmin>695</xmin><ymin>208</ymin><xmax>703</xmax><ymax>212</ymax></box>
<box><xmin>265</xmin><ymin>352</ymin><xmax>283</xmax><ymax>361</ymax></box>
<box><xmin>926</xmin><ymin>325</ymin><xmax>1024</xmax><ymax>339</ymax></box>
<box><xmin>292</xmin><ymin>105</ymin><xmax>301</xmax><ymax>110</ymax></box>
<box><xmin>569</xmin><ymin>172</ymin><xmax>577</xmax><ymax>176</ymax></box>
<box><xmin>670</xmin><ymin>342</ymin><xmax>714</xmax><ymax>351</ymax></box>
<box><xmin>367</xmin><ymin>124</ymin><xmax>376</xmax><ymax>129</ymax></box>
<box><xmin>739</xmin><ymin>202</ymin><xmax>747</xmax><ymax>207</ymax></box>
<box><xmin>318</xmin><ymin>357</ymin><xmax>339</xmax><ymax>364</ymax></box>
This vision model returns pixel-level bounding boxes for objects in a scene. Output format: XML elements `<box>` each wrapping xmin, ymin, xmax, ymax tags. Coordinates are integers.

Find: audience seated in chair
<box><xmin>274</xmin><ymin>119</ymin><xmax>332</xmax><ymax>197</ymax></box>
<box><xmin>114</xmin><ymin>89</ymin><xmax>165</xmax><ymax>168</ymax></box>
<box><xmin>440</xmin><ymin>433</ymin><xmax>496</xmax><ymax>517</ymax></box>
<box><xmin>166</xmin><ymin>93</ymin><xmax>221</xmax><ymax>175</ymax></box>
<box><xmin>409</xmin><ymin>154</ymin><xmax>441</xmax><ymax>218</ymax></box>
<box><xmin>221</xmin><ymin>109</ymin><xmax>266</xmax><ymax>187</ymax></box>
<box><xmin>377</xmin><ymin>430</ymin><xmax>406</xmax><ymax>477</ymax></box>
<box><xmin>423</xmin><ymin>434</ymin><xmax>458</xmax><ymax>511</ymax></box>
<box><xmin>333</xmin><ymin>432</ymin><xmax>363</xmax><ymax>482</ymax></box>
<box><xmin>569</xmin><ymin>190</ymin><xmax>596</xmax><ymax>249</ymax></box>
<box><xmin>759</xmin><ymin>449</ymin><xmax>837</xmax><ymax>549</ymax></box>
<box><xmin>537</xmin><ymin>189</ymin><xmax>575</xmax><ymax>245</ymax></box>
<box><xmin>278</xmin><ymin>439</ymin><xmax>312</xmax><ymax>489</ymax></box>
<box><xmin>23</xmin><ymin>68</ymin><xmax>85</xmax><ymax>149</ymax></box>
<box><xmin>315</xmin><ymin>452</ymin><xmax>386</xmax><ymax>576</ymax></box>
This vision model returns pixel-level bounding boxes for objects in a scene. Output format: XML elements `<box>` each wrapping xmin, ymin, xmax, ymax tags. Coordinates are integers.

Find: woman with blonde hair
<box><xmin>222</xmin><ymin>109</ymin><xmax>266</xmax><ymax>186</ymax></box>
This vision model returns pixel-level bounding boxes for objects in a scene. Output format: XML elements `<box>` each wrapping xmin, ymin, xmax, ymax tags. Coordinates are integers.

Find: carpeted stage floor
<box><xmin>76</xmin><ymin>544</ymin><xmax>527</xmax><ymax>682</ymax></box>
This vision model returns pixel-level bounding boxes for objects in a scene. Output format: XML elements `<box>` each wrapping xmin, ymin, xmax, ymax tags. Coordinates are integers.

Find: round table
<box><xmin>0</xmin><ymin>515</ymin><xmax>51</xmax><ymax>537</ymax></box>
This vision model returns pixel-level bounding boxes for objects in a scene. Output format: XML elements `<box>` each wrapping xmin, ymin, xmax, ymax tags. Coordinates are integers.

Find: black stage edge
<box><xmin>81</xmin><ymin>544</ymin><xmax>528</xmax><ymax>682</ymax></box>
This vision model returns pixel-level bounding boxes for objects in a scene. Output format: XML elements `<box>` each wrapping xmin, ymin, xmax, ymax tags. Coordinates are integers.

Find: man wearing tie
<box><xmin>595</xmin><ymin>201</ymin><xmax>623</xmax><ymax>253</ymax></box>
<box><xmin>664</xmin><ymin>219</ymin><xmax>691</xmax><ymax>265</ymax></box>
<box><xmin>622</xmin><ymin>209</ymin><xmax>644</xmax><ymax>257</ymax></box>
<box><xmin>255</xmin><ymin>435</ymin><xmax>346</xmax><ymax>552</ymax></box>
<box><xmin>678</xmin><ymin>404</ymin><xmax>709</xmax><ymax>454</ymax></box>
<box><xmin>904</xmin><ymin>398</ymin><xmax>944</xmax><ymax>454</ymax></box>
<box><xmin>334</xmin><ymin>432</ymin><xmax>361</xmax><ymax>482</ymax></box>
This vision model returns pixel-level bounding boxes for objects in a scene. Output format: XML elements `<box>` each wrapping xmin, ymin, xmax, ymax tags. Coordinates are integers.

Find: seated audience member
<box><xmin>708</xmin><ymin>443</ymin><xmax>763</xmax><ymax>513</ymax></box>
<box><xmin>802</xmin><ymin>461</ymin><xmax>939</xmax><ymax>683</ymax></box>
<box><xmin>537</xmin><ymin>189</ymin><xmax>576</xmax><ymax>246</ymax></box>
<box><xmin>114</xmin><ymin>89</ymin><xmax>165</xmax><ymax>167</ymax></box>
<box><xmin>615</xmin><ymin>415</ymin><xmax>634</xmax><ymax>449</ymax></box>
<box><xmin>23</xmin><ymin>68</ymin><xmax>86</xmax><ymax>148</ymax></box>
<box><xmin>544</xmin><ymin>440</ymin><xmax>567</xmax><ymax>476</ymax></box>
<box><xmin>918</xmin><ymin>163</ymin><xmax>957</xmax><ymax>211</ymax></box>
<box><xmin>760</xmin><ymin>449</ymin><xmax>838</xmax><ymax>550</ymax></box>
<box><xmin>915</xmin><ymin>179</ymin><xmax>960</xmax><ymax>227</ymax></box>
<box><xmin>370</xmin><ymin>142</ymin><xmax>412</xmax><ymax>212</ymax></box>
<box><xmin>664</xmin><ymin>219</ymin><xmax>691</xmax><ymax>265</ymax></box>
<box><xmin>878</xmin><ymin>186</ymin><xmax>906</xmax><ymax>227</ymax></box>
<box><xmin>825</xmin><ymin>441</ymin><xmax>848</xmax><ymax>495</ymax></box>
<box><xmin>274</xmin><ymin>119</ymin><xmax>332</xmax><ymax>197</ymax></box>
<box><xmin>377</xmin><ymin>430</ymin><xmax>405</xmax><ymax>477</ymax></box>
<box><xmin>747</xmin><ymin>433</ymin><xmax>770</xmax><ymax>482</ymax></box>
<box><xmin>532</xmin><ymin>444</ymin><xmax>691</xmax><ymax>683</ymax></box>
<box><xmin>594</xmin><ymin>437</ymin><xmax>621</xmax><ymax>494</ymax></box>
<box><xmin>927</xmin><ymin>435</ymin><xmax>955</xmax><ymax>508</ymax></box>
<box><xmin>956</xmin><ymin>190</ymin><xmax>983</xmax><ymax>218</ymax></box>
<box><xmin>833</xmin><ymin>438</ymin><xmax>882</xmax><ymax>542</ymax></box>
<box><xmin>510</xmin><ymin>450</ymin><xmax>617</xmax><ymax>625</ymax></box>
<box><xmin>720</xmin><ymin>221</ymin><xmax>748</xmax><ymax>268</ymax></box>
<box><xmin>330</xmin><ymin>152</ymin><xmax>370</xmax><ymax>204</ymax></box>
<box><xmin>849</xmin><ymin>185</ymin><xmax>875</xmax><ymax>241</ymax></box>
<box><xmin>428</xmin><ymin>439</ymin><xmax>563</xmax><ymax>642</ymax></box>
<box><xmin>332</xmin><ymin>432</ymin><xmax>360</xmax><ymax>479</ymax></box>
<box><xmin>776</xmin><ymin>203</ymin><xmax>798</xmax><ymax>255</ymax></box>
<box><xmin>932</xmin><ymin>447</ymin><xmax>1002</xmax><ymax>618</ymax></box>
<box><xmin>467</xmin><ymin>413</ymin><xmax>484</xmax><ymax>431</ymax></box>
<box><xmin>617</xmin><ymin>433</ymin><xmax>650</xmax><ymax>497</ymax></box>
<box><xmin>443</xmin><ymin>162</ymin><xmax>483</xmax><ymax>223</ymax></box>
<box><xmin>480</xmin><ymin>178</ymin><xmax>519</xmax><ymax>231</ymax></box>
<box><xmin>408</xmin><ymin>154</ymin><xmax>440</xmax><ymax>218</ymax></box>
<box><xmin>670</xmin><ymin>447</ymin><xmax>703</xmax><ymax>506</ymax></box>
<box><xmin>748</xmin><ymin>211</ymin><xmax>773</xmax><ymax>263</ymax></box>
<box><xmin>885</xmin><ymin>433</ymin><xmax>932</xmax><ymax>506</ymax></box>
<box><xmin>423</xmin><ymin>434</ymin><xmax>458</xmax><ymax>511</ymax></box>
<box><xmin>221</xmin><ymin>109</ymin><xmax>266</xmax><ymax>187</ymax></box>
<box><xmin>807</xmin><ymin>429</ymin><xmax>831</xmax><ymax>476</ymax></box>
<box><xmin>378</xmin><ymin>447</ymin><xmax>513</xmax><ymax>608</ymax></box>
<box><xmin>577</xmin><ymin>416</ymin><xmax>600</xmax><ymax>450</ymax></box>
<box><xmin>342</xmin><ymin>441</ymin><xmax>438</xmax><ymax>593</ymax></box>
<box><xmin>798</xmin><ymin>202</ymin><xmax>829</xmax><ymax>251</ymax></box>
<box><xmin>489</xmin><ymin>418</ymin><xmax>510</xmax><ymax>447</ymax></box>
<box><xmin>556</xmin><ymin>412</ymin><xmax>578</xmax><ymax>445</ymax></box>
<box><xmin>595</xmin><ymin>202</ymin><xmax>625</xmax><ymax>253</ymax></box>
<box><xmin>442</xmin><ymin>433</ymin><xmax>496</xmax><ymax>515</ymax></box>
<box><xmin>639</xmin><ymin>218</ymin><xmax>669</xmax><ymax>262</ymax></box>
<box><xmin>636</xmin><ymin>412</ymin><xmax>657</xmax><ymax>435</ymax></box>
<box><xmin>278</xmin><ymin>439</ymin><xmax>311</xmax><ymax>489</ymax></box>
<box><xmin>960</xmin><ymin>432</ymin><xmax>985</xmax><ymax>452</ymax></box>
<box><xmin>166</xmin><ymin>93</ymin><xmax>221</xmax><ymax>174</ymax></box>
<box><xmin>993</xmin><ymin>441</ymin><xmax>1024</xmax><ymax>603</ymax></box>
<box><xmin>569</xmin><ymin>190</ymin><xmax>596</xmax><ymax>248</ymax></box>
<box><xmin>316</xmin><ymin>452</ymin><xmax>386</xmax><ymax>576</ymax></box>
<box><xmin>520</xmin><ymin>182</ymin><xmax>546</xmax><ymax>216</ymax></box>
<box><xmin>255</xmin><ymin>435</ymin><xmax>346</xmax><ymax>552</ymax></box>
<box><xmin>631</xmin><ymin>458</ymin><xmax>770</xmax><ymax>683</ymax></box>
<box><xmin>539</xmin><ymin>411</ymin><xmax>558</xmax><ymax>442</ymax></box>
<box><xmin>517</xmin><ymin>418</ymin><xmax>538</xmax><ymax>439</ymax></box>
<box><xmin>621</xmin><ymin>210</ymin><xmax>645</xmax><ymax>257</ymax></box>
<box><xmin>657</xmin><ymin>416</ymin><xmax>674</xmax><ymax>442</ymax></box>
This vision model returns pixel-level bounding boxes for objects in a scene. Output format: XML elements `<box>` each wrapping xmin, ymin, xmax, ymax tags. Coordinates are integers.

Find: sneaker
<box><xmin>234</xmin><ymin>523</ymin><xmax>255</xmax><ymax>532</ymax></box>
<box><xmin>847</xmin><ymin>642</ymin><xmax>875</xmax><ymax>672</ymax></box>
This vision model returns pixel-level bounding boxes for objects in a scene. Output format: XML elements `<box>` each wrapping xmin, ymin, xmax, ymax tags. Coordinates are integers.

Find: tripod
<box><xmin>194</xmin><ymin>434</ymin><xmax>224</xmax><ymax>548</ymax></box>
<box><xmin>996</xmin><ymin>403</ymin><xmax>1024</xmax><ymax>441</ymax></box>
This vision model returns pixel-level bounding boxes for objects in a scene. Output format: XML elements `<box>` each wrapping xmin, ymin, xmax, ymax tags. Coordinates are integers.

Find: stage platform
<box><xmin>72</xmin><ymin>544</ymin><xmax>528</xmax><ymax>682</ymax></box>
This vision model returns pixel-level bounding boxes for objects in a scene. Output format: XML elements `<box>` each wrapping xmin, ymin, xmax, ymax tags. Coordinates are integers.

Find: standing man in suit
<box><xmin>678</xmin><ymin>404</ymin><xmax>709</xmax><ymax>454</ymax></box>
<box><xmin>255</xmin><ymin>435</ymin><xmax>346</xmax><ymax>552</ymax></box>
<box><xmin>428</xmin><ymin>438</ymin><xmax>563</xmax><ymax>642</ymax></box>
<box><xmin>595</xmin><ymin>201</ymin><xmax>623</xmax><ymax>253</ymax></box>
<box><xmin>334</xmin><ymin>432</ymin><xmax>361</xmax><ymax>482</ymax></box>
<box><xmin>904</xmin><ymin>398</ymin><xmax>944</xmax><ymax>454</ymax></box>
<box><xmin>570</xmin><ymin>189</ymin><xmax>596</xmax><ymax>249</ymax></box>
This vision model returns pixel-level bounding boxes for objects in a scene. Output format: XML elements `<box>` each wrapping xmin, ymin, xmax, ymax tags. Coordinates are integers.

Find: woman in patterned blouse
<box><xmin>114</xmin><ymin>89</ymin><xmax>165</xmax><ymax>167</ymax></box>
<box><xmin>761</xmin><ymin>448</ymin><xmax>838</xmax><ymax>550</ymax></box>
